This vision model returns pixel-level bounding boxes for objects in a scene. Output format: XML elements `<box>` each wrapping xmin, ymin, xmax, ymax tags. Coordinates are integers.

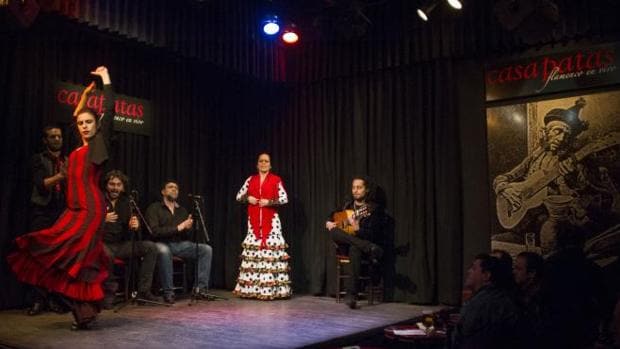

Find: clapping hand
<box><xmin>177</xmin><ymin>214</ymin><xmax>194</xmax><ymax>232</ymax></box>
<box><xmin>105</xmin><ymin>212</ymin><xmax>118</xmax><ymax>223</ymax></box>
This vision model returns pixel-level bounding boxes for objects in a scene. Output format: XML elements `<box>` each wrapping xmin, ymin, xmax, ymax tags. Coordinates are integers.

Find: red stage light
<box><xmin>282</xmin><ymin>31</ymin><xmax>299</xmax><ymax>44</ymax></box>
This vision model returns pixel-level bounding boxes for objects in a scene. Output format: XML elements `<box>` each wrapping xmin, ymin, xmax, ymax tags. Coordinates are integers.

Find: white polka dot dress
<box><xmin>233</xmin><ymin>176</ymin><xmax>292</xmax><ymax>300</ymax></box>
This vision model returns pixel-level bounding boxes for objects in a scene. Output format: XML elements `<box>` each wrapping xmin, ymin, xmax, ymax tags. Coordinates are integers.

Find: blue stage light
<box><xmin>262</xmin><ymin>16</ymin><xmax>280</xmax><ymax>35</ymax></box>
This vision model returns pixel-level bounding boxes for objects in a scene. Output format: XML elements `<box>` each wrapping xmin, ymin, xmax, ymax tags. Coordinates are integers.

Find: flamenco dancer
<box><xmin>8</xmin><ymin>66</ymin><xmax>115</xmax><ymax>330</ymax></box>
<box><xmin>233</xmin><ymin>153</ymin><xmax>292</xmax><ymax>300</ymax></box>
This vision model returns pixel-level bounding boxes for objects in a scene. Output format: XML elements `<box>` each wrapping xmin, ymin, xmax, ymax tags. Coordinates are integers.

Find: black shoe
<box><xmin>71</xmin><ymin>321</ymin><xmax>92</xmax><ymax>331</ymax></box>
<box><xmin>27</xmin><ymin>302</ymin><xmax>44</xmax><ymax>316</ymax></box>
<box><xmin>163</xmin><ymin>294</ymin><xmax>175</xmax><ymax>304</ymax></box>
<box><xmin>196</xmin><ymin>290</ymin><xmax>216</xmax><ymax>301</ymax></box>
<box><xmin>345</xmin><ymin>293</ymin><xmax>358</xmax><ymax>309</ymax></box>
<box><xmin>137</xmin><ymin>292</ymin><xmax>162</xmax><ymax>303</ymax></box>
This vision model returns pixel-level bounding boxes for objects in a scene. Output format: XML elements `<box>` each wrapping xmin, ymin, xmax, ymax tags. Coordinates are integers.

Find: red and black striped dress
<box><xmin>8</xmin><ymin>143</ymin><xmax>109</xmax><ymax>301</ymax></box>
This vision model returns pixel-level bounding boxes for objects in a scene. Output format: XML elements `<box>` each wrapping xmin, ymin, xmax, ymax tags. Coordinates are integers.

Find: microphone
<box><xmin>129</xmin><ymin>189</ymin><xmax>139</xmax><ymax>200</ymax></box>
<box><xmin>188</xmin><ymin>194</ymin><xmax>203</xmax><ymax>200</ymax></box>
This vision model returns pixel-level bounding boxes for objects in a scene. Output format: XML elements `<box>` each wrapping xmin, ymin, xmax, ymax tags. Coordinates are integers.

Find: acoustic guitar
<box><xmin>332</xmin><ymin>205</ymin><xmax>370</xmax><ymax>235</ymax></box>
<box><xmin>496</xmin><ymin>131</ymin><xmax>620</xmax><ymax>229</ymax></box>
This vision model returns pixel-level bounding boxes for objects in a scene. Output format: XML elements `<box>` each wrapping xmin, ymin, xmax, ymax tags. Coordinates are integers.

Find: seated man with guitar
<box><xmin>326</xmin><ymin>175</ymin><xmax>385</xmax><ymax>309</ymax></box>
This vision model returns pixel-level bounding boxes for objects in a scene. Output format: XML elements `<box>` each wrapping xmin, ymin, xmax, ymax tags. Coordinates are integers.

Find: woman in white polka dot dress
<box><xmin>233</xmin><ymin>153</ymin><xmax>292</xmax><ymax>300</ymax></box>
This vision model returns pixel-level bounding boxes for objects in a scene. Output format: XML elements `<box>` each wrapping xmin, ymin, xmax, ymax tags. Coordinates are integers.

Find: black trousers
<box><xmin>103</xmin><ymin>240</ymin><xmax>158</xmax><ymax>295</ymax></box>
<box><xmin>330</xmin><ymin>229</ymin><xmax>375</xmax><ymax>295</ymax></box>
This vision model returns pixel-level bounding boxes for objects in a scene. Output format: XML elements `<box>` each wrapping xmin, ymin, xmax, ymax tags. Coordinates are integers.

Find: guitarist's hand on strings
<box><xmin>501</xmin><ymin>187</ymin><xmax>522</xmax><ymax>211</ymax></box>
<box><xmin>326</xmin><ymin>221</ymin><xmax>337</xmax><ymax>231</ymax></box>
<box><xmin>347</xmin><ymin>215</ymin><xmax>360</xmax><ymax>232</ymax></box>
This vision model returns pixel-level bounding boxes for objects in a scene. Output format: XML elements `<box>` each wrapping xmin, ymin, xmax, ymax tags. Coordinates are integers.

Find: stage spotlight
<box><xmin>446</xmin><ymin>0</ymin><xmax>462</xmax><ymax>10</ymax></box>
<box><xmin>282</xmin><ymin>31</ymin><xmax>299</xmax><ymax>44</ymax></box>
<box><xmin>281</xmin><ymin>23</ymin><xmax>299</xmax><ymax>44</ymax></box>
<box><xmin>417</xmin><ymin>2</ymin><xmax>437</xmax><ymax>21</ymax></box>
<box><xmin>262</xmin><ymin>15</ymin><xmax>280</xmax><ymax>35</ymax></box>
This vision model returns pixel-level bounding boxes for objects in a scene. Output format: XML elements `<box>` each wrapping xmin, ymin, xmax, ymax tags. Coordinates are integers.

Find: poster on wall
<box><xmin>54</xmin><ymin>82</ymin><xmax>152</xmax><ymax>136</ymax></box>
<box><xmin>487</xmin><ymin>90</ymin><xmax>620</xmax><ymax>261</ymax></box>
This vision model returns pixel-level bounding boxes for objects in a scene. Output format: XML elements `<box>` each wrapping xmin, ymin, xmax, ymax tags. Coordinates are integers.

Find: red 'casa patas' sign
<box><xmin>54</xmin><ymin>82</ymin><xmax>152</xmax><ymax>136</ymax></box>
<box><xmin>485</xmin><ymin>43</ymin><xmax>620</xmax><ymax>102</ymax></box>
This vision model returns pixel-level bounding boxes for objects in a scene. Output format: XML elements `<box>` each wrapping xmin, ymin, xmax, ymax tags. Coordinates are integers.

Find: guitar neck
<box><xmin>521</xmin><ymin>133</ymin><xmax>619</xmax><ymax>198</ymax></box>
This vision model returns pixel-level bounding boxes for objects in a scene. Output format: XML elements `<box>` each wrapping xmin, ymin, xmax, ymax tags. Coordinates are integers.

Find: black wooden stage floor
<box><xmin>0</xmin><ymin>290</ymin><xmax>441</xmax><ymax>349</ymax></box>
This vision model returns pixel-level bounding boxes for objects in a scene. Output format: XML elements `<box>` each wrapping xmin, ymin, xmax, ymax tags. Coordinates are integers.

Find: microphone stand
<box><xmin>115</xmin><ymin>192</ymin><xmax>169</xmax><ymax>311</ymax></box>
<box><xmin>188</xmin><ymin>195</ymin><xmax>227</xmax><ymax>305</ymax></box>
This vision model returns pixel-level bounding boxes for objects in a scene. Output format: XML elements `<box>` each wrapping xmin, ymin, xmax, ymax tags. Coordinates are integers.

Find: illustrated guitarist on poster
<box><xmin>326</xmin><ymin>175</ymin><xmax>386</xmax><ymax>309</ymax></box>
<box><xmin>493</xmin><ymin>97</ymin><xmax>620</xmax><ymax>254</ymax></box>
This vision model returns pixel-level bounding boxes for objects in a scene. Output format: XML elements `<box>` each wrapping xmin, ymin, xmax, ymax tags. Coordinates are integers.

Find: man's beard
<box><xmin>353</xmin><ymin>194</ymin><xmax>366</xmax><ymax>201</ymax></box>
<box><xmin>165</xmin><ymin>194</ymin><xmax>177</xmax><ymax>202</ymax></box>
<box><xmin>47</xmin><ymin>144</ymin><xmax>62</xmax><ymax>152</ymax></box>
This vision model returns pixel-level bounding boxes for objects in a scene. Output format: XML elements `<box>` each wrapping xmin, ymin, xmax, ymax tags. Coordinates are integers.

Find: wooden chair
<box><xmin>112</xmin><ymin>258</ymin><xmax>131</xmax><ymax>301</ymax></box>
<box><xmin>335</xmin><ymin>243</ymin><xmax>384</xmax><ymax>304</ymax></box>
<box><xmin>172</xmin><ymin>256</ymin><xmax>188</xmax><ymax>295</ymax></box>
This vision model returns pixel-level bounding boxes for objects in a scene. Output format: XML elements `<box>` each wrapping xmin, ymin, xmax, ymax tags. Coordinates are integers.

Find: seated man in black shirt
<box><xmin>146</xmin><ymin>180</ymin><xmax>213</xmax><ymax>304</ymax></box>
<box><xmin>102</xmin><ymin>170</ymin><xmax>160</xmax><ymax>308</ymax></box>
<box><xmin>326</xmin><ymin>175</ymin><xmax>385</xmax><ymax>309</ymax></box>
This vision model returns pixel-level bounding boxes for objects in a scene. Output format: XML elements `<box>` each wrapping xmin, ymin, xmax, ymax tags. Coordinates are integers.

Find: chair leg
<box><xmin>124</xmin><ymin>265</ymin><xmax>130</xmax><ymax>301</ymax></box>
<box><xmin>336</xmin><ymin>263</ymin><xmax>341</xmax><ymax>303</ymax></box>
<box><xmin>182</xmin><ymin>262</ymin><xmax>188</xmax><ymax>294</ymax></box>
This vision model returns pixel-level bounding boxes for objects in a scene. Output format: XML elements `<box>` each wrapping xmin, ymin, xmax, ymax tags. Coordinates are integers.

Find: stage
<box><xmin>0</xmin><ymin>290</ymin><xmax>441</xmax><ymax>348</ymax></box>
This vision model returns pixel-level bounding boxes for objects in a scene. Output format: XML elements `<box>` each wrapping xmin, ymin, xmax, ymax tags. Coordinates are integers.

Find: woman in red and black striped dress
<box><xmin>8</xmin><ymin>66</ymin><xmax>115</xmax><ymax>330</ymax></box>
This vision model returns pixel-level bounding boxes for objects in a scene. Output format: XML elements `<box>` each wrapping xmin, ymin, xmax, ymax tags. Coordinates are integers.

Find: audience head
<box><xmin>465</xmin><ymin>253</ymin><xmax>506</xmax><ymax>293</ymax></box>
<box><xmin>514</xmin><ymin>251</ymin><xmax>544</xmax><ymax>286</ymax></box>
